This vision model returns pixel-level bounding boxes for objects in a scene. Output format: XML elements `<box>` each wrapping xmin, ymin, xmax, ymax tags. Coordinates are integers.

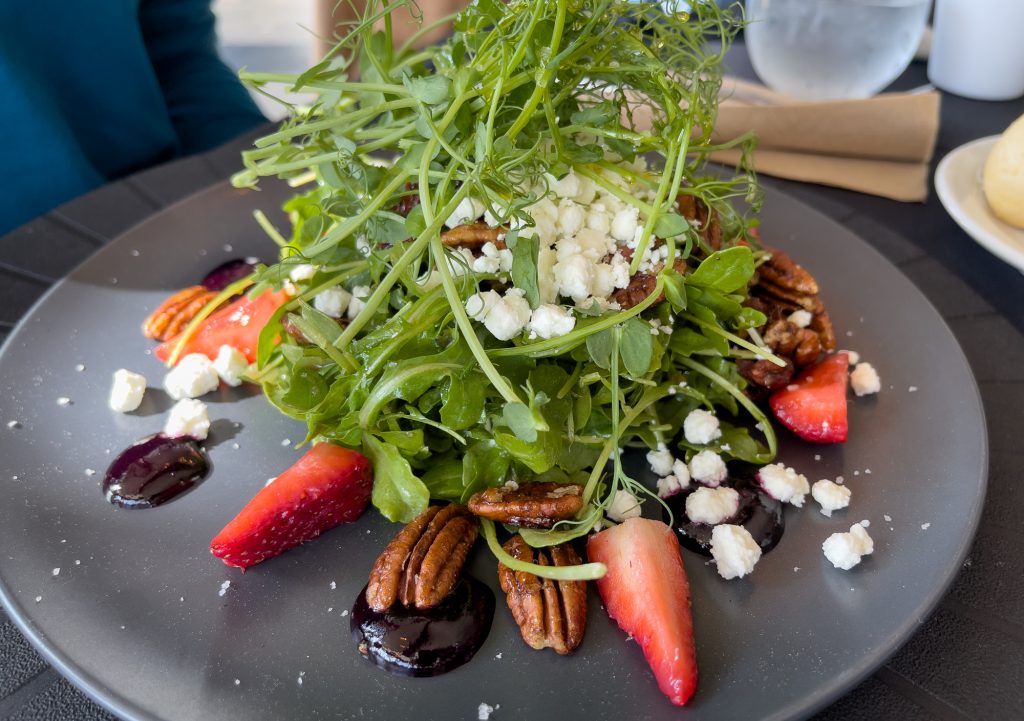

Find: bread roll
<box><xmin>983</xmin><ymin>114</ymin><xmax>1024</xmax><ymax>229</ymax></box>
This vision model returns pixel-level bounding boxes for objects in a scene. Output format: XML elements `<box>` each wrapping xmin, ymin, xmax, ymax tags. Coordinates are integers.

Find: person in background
<box><xmin>316</xmin><ymin>0</ymin><xmax>467</xmax><ymax>56</ymax></box>
<box><xmin>0</xmin><ymin>1</ymin><xmax>266</xmax><ymax>235</ymax></box>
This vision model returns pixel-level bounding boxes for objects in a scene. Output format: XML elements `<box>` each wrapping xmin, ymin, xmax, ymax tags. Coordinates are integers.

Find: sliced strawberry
<box><xmin>210</xmin><ymin>443</ymin><xmax>372</xmax><ymax>570</ymax></box>
<box><xmin>587</xmin><ymin>518</ymin><xmax>698</xmax><ymax>706</ymax></box>
<box><xmin>154</xmin><ymin>289</ymin><xmax>289</xmax><ymax>365</ymax></box>
<box><xmin>769</xmin><ymin>352</ymin><xmax>849</xmax><ymax>444</ymax></box>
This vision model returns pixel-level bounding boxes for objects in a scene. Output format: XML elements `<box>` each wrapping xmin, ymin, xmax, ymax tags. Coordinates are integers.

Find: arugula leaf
<box><xmin>362</xmin><ymin>433</ymin><xmax>429</xmax><ymax>522</ymax></box>
<box><xmin>619</xmin><ymin>318</ymin><xmax>653</xmax><ymax>377</ymax></box>
<box><xmin>687</xmin><ymin>246</ymin><xmax>755</xmax><ymax>293</ymax></box>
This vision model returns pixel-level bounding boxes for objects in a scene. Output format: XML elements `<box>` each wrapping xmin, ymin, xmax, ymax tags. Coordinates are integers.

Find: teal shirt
<box><xmin>0</xmin><ymin>0</ymin><xmax>266</xmax><ymax>234</ymax></box>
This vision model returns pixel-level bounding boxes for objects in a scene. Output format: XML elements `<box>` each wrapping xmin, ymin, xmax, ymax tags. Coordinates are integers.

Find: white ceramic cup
<box><xmin>928</xmin><ymin>0</ymin><xmax>1024</xmax><ymax>100</ymax></box>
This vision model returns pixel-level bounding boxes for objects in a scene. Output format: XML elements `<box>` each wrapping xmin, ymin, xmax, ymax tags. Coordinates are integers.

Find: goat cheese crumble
<box><xmin>683</xmin><ymin>408</ymin><xmax>722</xmax><ymax>445</ymax></box>
<box><xmin>822</xmin><ymin>523</ymin><xmax>874</xmax><ymax>570</ymax></box>
<box><xmin>689</xmin><ymin>450</ymin><xmax>727</xmax><ymax>486</ymax></box>
<box><xmin>164</xmin><ymin>353</ymin><xmax>219</xmax><ymax>400</ymax></box>
<box><xmin>686</xmin><ymin>486</ymin><xmax>740</xmax><ymax>525</ymax></box>
<box><xmin>758</xmin><ymin>463</ymin><xmax>810</xmax><ymax>507</ymax></box>
<box><xmin>164</xmin><ymin>399</ymin><xmax>210</xmax><ymax>440</ymax></box>
<box><xmin>606</xmin><ymin>488</ymin><xmax>642</xmax><ymax>522</ymax></box>
<box><xmin>850</xmin><ymin>362</ymin><xmax>881</xmax><ymax>396</ymax></box>
<box><xmin>109</xmin><ymin>369</ymin><xmax>146</xmax><ymax>413</ymax></box>
<box><xmin>811</xmin><ymin>479</ymin><xmax>852</xmax><ymax>517</ymax></box>
<box><xmin>710</xmin><ymin>524</ymin><xmax>762</xmax><ymax>580</ymax></box>
<box><xmin>212</xmin><ymin>345</ymin><xmax>248</xmax><ymax>387</ymax></box>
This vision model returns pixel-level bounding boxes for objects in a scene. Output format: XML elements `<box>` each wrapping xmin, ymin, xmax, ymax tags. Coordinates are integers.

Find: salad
<box><xmin>115</xmin><ymin>0</ymin><xmax>880</xmax><ymax>707</ymax></box>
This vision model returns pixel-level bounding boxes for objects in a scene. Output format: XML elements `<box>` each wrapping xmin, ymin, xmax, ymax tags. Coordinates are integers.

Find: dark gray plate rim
<box><xmin>0</xmin><ymin>178</ymin><xmax>988</xmax><ymax>721</ymax></box>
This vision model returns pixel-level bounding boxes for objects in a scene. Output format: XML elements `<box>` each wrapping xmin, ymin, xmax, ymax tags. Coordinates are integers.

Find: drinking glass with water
<box><xmin>745</xmin><ymin>0</ymin><xmax>932</xmax><ymax>100</ymax></box>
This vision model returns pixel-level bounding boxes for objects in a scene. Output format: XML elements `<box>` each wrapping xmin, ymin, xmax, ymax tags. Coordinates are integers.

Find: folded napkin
<box><xmin>708</xmin><ymin>78</ymin><xmax>942</xmax><ymax>202</ymax></box>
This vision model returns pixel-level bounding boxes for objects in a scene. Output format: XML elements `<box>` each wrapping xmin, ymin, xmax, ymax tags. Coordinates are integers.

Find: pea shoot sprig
<box><xmin>230</xmin><ymin>0</ymin><xmax>776</xmax><ymax>581</ymax></box>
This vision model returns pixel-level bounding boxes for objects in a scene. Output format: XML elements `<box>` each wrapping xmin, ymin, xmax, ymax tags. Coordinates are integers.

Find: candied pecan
<box><xmin>759</xmin><ymin>248</ymin><xmax>818</xmax><ymax>295</ymax></box>
<box><xmin>498</xmin><ymin>536</ymin><xmax>587</xmax><ymax>655</ymax></box>
<box><xmin>677</xmin><ymin>194</ymin><xmax>722</xmax><ymax>250</ymax></box>
<box><xmin>366</xmin><ymin>505</ymin><xmax>478</xmax><ymax>612</ymax></box>
<box><xmin>392</xmin><ymin>181</ymin><xmax>420</xmax><ymax>217</ymax></box>
<box><xmin>757</xmin><ymin>280</ymin><xmax>824</xmax><ymax>313</ymax></box>
<box><xmin>142</xmin><ymin>285</ymin><xmax>217</xmax><ymax>341</ymax></box>
<box><xmin>792</xmin><ymin>328</ymin><xmax>823</xmax><ymax>367</ymax></box>
<box><xmin>738</xmin><ymin>357</ymin><xmax>795</xmax><ymax>393</ymax></box>
<box><xmin>468</xmin><ymin>482</ymin><xmax>584</xmax><ymax>529</ymax></box>
<box><xmin>611</xmin><ymin>272</ymin><xmax>658</xmax><ymax>310</ymax></box>
<box><xmin>762</xmin><ymin>319</ymin><xmax>800</xmax><ymax>356</ymax></box>
<box><xmin>440</xmin><ymin>223</ymin><xmax>507</xmax><ymax>250</ymax></box>
<box><xmin>811</xmin><ymin>309</ymin><xmax>837</xmax><ymax>352</ymax></box>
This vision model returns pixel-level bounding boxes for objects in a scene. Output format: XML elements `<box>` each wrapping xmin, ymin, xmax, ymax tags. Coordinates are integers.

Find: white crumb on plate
<box><xmin>52</xmin><ymin>568</ymin><xmax>60</xmax><ymax>576</ymax></box>
<box><xmin>74</xmin><ymin>364</ymin><xmax>86</xmax><ymax>372</ymax></box>
<box><xmin>281</xmin><ymin>439</ymin><xmax>292</xmax><ymax>446</ymax></box>
<box><xmin>234</xmin><ymin>679</ymin><xmax>241</xmax><ymax>686</ymax></box>
<box><xmin>219</xmin><ymin>580</ymin><xmax>231</xmax><ymax>597</ymax></box>
<box><xmin>56</xmin><ymin>397</ymin><xmax>72</xmax><ymax>406</ymax></box>
<box><xmin>908</xmin><ymin>386</ymin><xmax>918</xmax><ymax>392</ymax></box>
<box><xmin>921</xmin><ymin>522</ymin><xmax>931</xmax><ymax>530</ymax></box>
<box><xmin>478</xmin><ymin>703</ymin><xmax>499</xmax><ymax>720</ymax></box>
<box><xmin>495</xmin><ymin>652</ymin><xmax>503</xmax><ymax>659</ymax></box>
<box><xmin>341</xmin><ymin>610</ymin><xmax>349</xmax><ymax>617</ymax></box>
<box><xmin>84</xmin><ymin>468</ymin><xmax>95</xmax><ymax>476</ymax></box>
<box><xmin>35</xmin><ymin>596</ymin><xmax>42</xmax><ymax>603</ymax></box>
<box><xmin>6</xmin><ymin>421</ymin><xmax>20</xmax><ymax>429</ymax></box>
<box><xmin>884</xmin><ymin>514</ymin><xmax>892</xmax><ymax>522</ymax></box>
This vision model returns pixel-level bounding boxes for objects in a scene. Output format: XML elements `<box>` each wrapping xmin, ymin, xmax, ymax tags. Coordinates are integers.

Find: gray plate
<box><xmin>0</xmin><ymin>180</ymin><xmax>987</xmax><ymax>721</ymax></box>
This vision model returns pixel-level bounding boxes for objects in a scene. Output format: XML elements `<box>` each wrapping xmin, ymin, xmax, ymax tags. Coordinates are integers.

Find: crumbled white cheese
<box><xmin>788</xmin><ymin>310</ymin><xmax>813</xmax><ymax>328</ymax></box>
<box><xmin>444</xmin><ymin>196</ymin><xmax>486</xmax><ymax>228</ymax></box>
<box><xmin>683</xmin><ymin>408</ymin><xmax>722</xmax><ymax>445</ymax></box>
<box><xmin>556</xmin><ymin>201</ymin><xmax>586</xmax><ymax>238</ymax></box>
<box><xmin>552</xmin><ymin>170</ymin><xmax>580</xmax><ymax>199</ymax></box>
<box><xmin>108</xmin><ymin>369</ymin><xmax>146</xmax><ymax>413</ymax></box>
<box><xmin>314</xmin><ymin>286</ymin><xmax>352</xmax><ymax>318</ymax></box>
<box><xmin>288</xmin><ymin>264</ymin><xmax>317</xmax><ymax>282</ymax></box>
<box><xmin>586</xmin><ymin>203</ymin><xmax>612</xmax><ymax>234</ymax></box>
<box><xmin>811</xmin><ymin>479</ymin><xmax>851</xmax><ymax>517</ymax></box>
<box><xmin>552</xmin><ymin>253</ymin><xmax>594</xmax><ymax>302</ymax></box>
<box><xmin>840</xmin><ymin>349</ymin><xmax>860</xmax><ymax>365</ymax></box>
<box><xmin>686</xmin><ymin>486</ymin><xmax>740</xmax><ymax>525</ymax></box>
<box><xmin>164</xmin><ymin>354</ymin><xmax>219</xmax><ymax>400</ymax></box>
<box><xmin>657</xmin><ymin>459</ymin><xmax>691</xmax><ymax>498</ymax></box>
<box><xmin>689</xmin><ymin>450</ymin><xmax>727</xmax><ymax>487</ymax></box>
<box><xmin>610</xmin><ymin>207</ymin><xmax>640</xmax><ymax>243</ymax></box>
<box><xmin>481</xmin><ymin>289</ymin><xmax>531</xmax><ymax>341</ymax></box>
<box><xmin>347</xmin><ymin>285</ymin><xmax>371</xmax><ymax>321</ymax></box>
<box><xmin>526</xmin><ymin>304</ymin><xmax>576</xmax><ymax>340</ymax></box>
<box><xmin>164</xmin><ymin>399</ymin><xmax>210</xmax><ymax>440</ymax></box>
<box><xmin>212</xmin><ymin>345</ymin><xmax>248</xmax><ymax>387</ymax></box>
<box><xmin>711</xmin><ymin>524</ymin><xmax>762</xmax><ymax>580</ymax></box>
<box><xmin>850</xmin><ymin>362</ymin><xmax>881</xmax><ymax>396</ymax></box>
<box><xmin>466</xmin><ymin>290</ymin><xmax>502</xmax><ymax>321</ymax></box>
<box><xmin>822</xmin><ymin>523</ymin><xmax>874</xmax><ymax>570</ymax></box>
<box><xmin>478</xmin><ymin>702</ymin><xmax>497</xmax><ymax>721</ymax></box>
<box><xmin>757</xmin><ymin>463</ymin><xmax>810</xmax><ymax>507</ymax></box>
<box><xmin>606</xmin><ymin>488</ymin><xmax>642</xmax><ymax>522</ymax></box>
<box><xmin>646</xmin><ymin>444</ymin><xmax>675</xmax><ymax>477</ymax></box>
<box><xmin>480</xmin><ymin>241</ymin><xmax>513</xmax><ymax>273</ymax></box>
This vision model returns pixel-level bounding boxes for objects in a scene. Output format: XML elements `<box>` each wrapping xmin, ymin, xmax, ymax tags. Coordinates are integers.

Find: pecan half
<box><xmin>142</xmin><ymin>286</ymin><xmax>217</xmax><ymax>341</ymax></box>
<box><xmin>468</xmin><ymin>482</ymin><xmax>584</xmax><ymax>529</ymax></box>
<box><xmin>760</xmin><ymin>247</ymin><xmax>818</xmax><ymax>295</ymax></box>
<box><xmin>792</xmin><ymin>328</ymin><xmax>823</xmax><ymax>367</ymax></box>
<box><xmin>366</xmin><ymin>505</ymin><xmax>478</xmax><ymax>612</ymax></box>
<box><xmin>498</xmin><ymin>536</ymin><xmax>587</xmax><ymax>655</ymax></box>
<box><xmin>677</xmin><ymin>194</ymin><xmax>722</xmax><ymax>250</ymax></box>
<box><xmin>738</xmin><ymin>357</ymin><xmax>795</xmax><ymax>393</ymax></box>
<box><xmin>810</xmin><ymin>309</ymin><xmax>837</xmax><ymax>352</ymax></box>
<box><xmin>440</xmin><ymin>223</ymin><xmax>506</xmax><ymax>250</ymax></box>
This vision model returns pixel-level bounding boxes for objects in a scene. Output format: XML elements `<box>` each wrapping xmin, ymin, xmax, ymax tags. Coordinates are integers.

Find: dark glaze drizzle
<box><xmin>103</xmin><ymin>434</ymin><xmax>210</xmax><ymax>509</ymax></box>
<box><xmin>351</xmin><ymin>577</ymin><xmax>495</xmax><ymax>677</ymax></box>
<box><xmin>201</xmin><ymin>257</ymin><xmax>263</xmax><ymax>292</ymax></box>
<box><xmin>664</xmin><ymin>474</ymin><xmax>785</xmax><ymax>557</ymax></box>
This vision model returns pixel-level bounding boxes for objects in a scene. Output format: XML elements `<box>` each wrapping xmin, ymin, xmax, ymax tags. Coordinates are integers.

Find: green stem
<box><xmin>481</xmin><ymin>520</ymin><xmax>606</xmax><ymax>581</ymax></box>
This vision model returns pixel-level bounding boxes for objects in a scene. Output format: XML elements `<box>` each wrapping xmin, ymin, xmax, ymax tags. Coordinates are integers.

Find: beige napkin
<box><xmin>708</xmin><ymin>78</ymin><xmax>941</xmax><ymax>202</ymax></box>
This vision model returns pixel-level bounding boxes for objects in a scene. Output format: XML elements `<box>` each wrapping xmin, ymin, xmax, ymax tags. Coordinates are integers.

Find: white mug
<box><xmin>928</xmin><ymin>0</ymin><xmax>1024</xmax><ymax>100</ymax></box>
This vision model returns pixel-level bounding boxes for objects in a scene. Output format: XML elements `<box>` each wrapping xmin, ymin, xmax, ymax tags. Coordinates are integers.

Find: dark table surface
<box><xmin>1</xmin><ymin>49</ymin><xmax>1022</xmax><ymax>721</ymax></box>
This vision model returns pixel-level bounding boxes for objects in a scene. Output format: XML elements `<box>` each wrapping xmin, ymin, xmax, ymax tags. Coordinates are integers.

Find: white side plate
<box><xmin>935</xmin><ymin>136</ymin><xmax>1024</xmax><ymax>274</ymax></box>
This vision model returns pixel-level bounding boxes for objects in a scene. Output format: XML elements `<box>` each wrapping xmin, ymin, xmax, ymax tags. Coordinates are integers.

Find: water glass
<box><xmin>745</xmin><ymin>0</ymin><xmax>932</xmax><ymax>100</ymax></box>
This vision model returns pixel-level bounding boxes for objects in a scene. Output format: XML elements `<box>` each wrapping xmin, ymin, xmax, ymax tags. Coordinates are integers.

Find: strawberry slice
<box><xmin>587</xmin><ymin>518</ymin><xmax>698</xmax><ymax>706</ymax></box>
<box><xmin>768</xmin><ymin>352</ymin><xmax>849</xmax><ymax>444</ymax></box>
<box><xmin>154</xmin><ymin>289</ymin><xmax>289</xmax><ymax>365</ymax></box>
<box><xmin>210</xmin><ymin>443</ymin><xmax>372</xmax><ymax>570</ymax></box>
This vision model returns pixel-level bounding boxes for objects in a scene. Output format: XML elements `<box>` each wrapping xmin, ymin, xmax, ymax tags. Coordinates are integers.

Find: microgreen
<box><xmin>233</xmin><ymin>0</ymin><xmax>778</xmax><ymax>578</ymax></box>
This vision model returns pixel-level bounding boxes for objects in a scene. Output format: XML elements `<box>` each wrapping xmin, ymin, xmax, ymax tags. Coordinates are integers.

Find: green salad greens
<box><xmin>224</xmin><ymin>0</ymin><xmax>783</xmax><ymax>579</ymax></box>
